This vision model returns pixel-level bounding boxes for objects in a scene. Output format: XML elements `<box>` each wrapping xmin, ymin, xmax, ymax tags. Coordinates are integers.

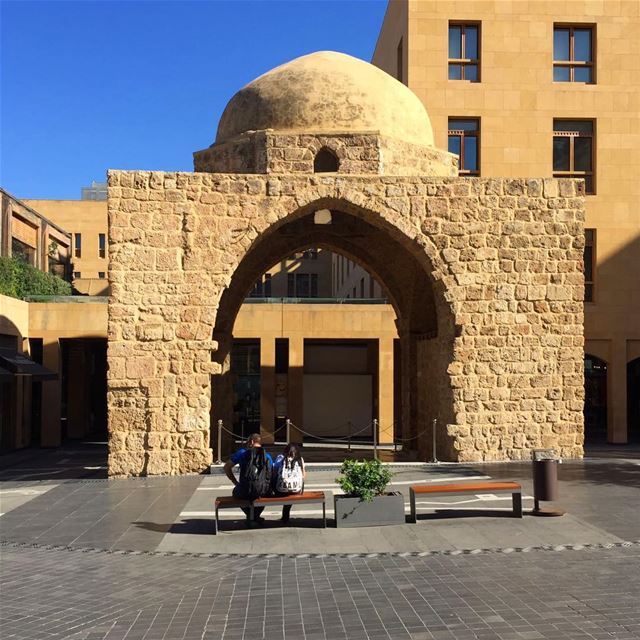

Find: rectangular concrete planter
<box><xmin>334</xmin><ymin>491</ymin><xmax>405</xmax><ymax>528</ymax></box>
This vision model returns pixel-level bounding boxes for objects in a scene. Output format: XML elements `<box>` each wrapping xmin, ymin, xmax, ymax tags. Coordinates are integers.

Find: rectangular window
<box><xmin>553</xmin><ymin>25</ymin><xmax>595</xmax><ymax>83</ymax></box>
<box><xmin>397</xmin><ymin>37</ymin><xmax>404</xmax><ymax>83</ymax></box>
<box><xmin>584</xmin><ymin>229</ymin><xmax>595</xmax><ymax>302</ymax></box>
<box><xmin>264</xmin><ymin>273</ymin><xmax>272</xmax><ymax>297</ymax></box>
<box><xmin>287</xmin><ymin>273</ymin><xmax>295</xmax><ymax>297</ymax></box>
<box><xmin>296</xmin><ymin>273</ymin><xmax>310</xmax><ymax>298</ymax></box>
<box><xmin>310</xmin><ymin>273</ymin><xmax>318</xmax><ymax>298</ymax></box>
<box><xmin>11</xmin><ymin>237</ymin><xmax>35</xmax><ymax>265</ymax></box>
<box><xmin>448</xmin><ymin>118</ymin><xmax>480</xmax><ymax>175</ymax></box>
<box><xmin>449</xmin><ymin>22</ymin><xmax>480</xmax><ymax>81</ymax></box>
<box><xmin>249</xmin><ymin>276</ymin><xmax>263</xmax><ymax>298</ymax></box>
<box><xmin>74</xmin><ymin>233</ymin><xmax>82</xmax><ymax>258</ymax></box>
<box><xmin>99</xmin><ymin>233</ymin><xmax>106</xmax><ymax>259</ymax></box>
<box><xmin>73</xmin><ymin>271</ymin><xmax>81</xmax><ymax>279</ymax></box>
<box><xmin>98</xmin><ymin>272</ymin><xmax>105</xmax><ymax>279</ymax></box>
<box><xmin>553</xmin><ymin>119</ymin><xmax>595</xmax><ymax>194</ymax></box>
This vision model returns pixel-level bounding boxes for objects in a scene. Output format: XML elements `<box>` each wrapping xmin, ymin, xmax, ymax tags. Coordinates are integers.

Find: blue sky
<box><xmin>1</xmin><ymin>0</ymin><xmax>388</xmax><ymax>199</ymax></box>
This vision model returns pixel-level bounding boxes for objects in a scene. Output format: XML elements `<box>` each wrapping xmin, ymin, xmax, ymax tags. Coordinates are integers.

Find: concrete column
<box><xmin>288</xmin><ymin>335</ymin><xmax>304</xmax><ymax>442</ymax></box>
<box><xmin>378</xmin><ymin>337</ymin><xmax>395</xmax><ymax>444</ymax></box>
<box><xmin>260</xmin><ymin>336</ymin><xmax>276</xmax><ymax>444</ymax></box>
<box><xmin>609</xmin><ymin>339</ymin><xmax>628</xmax><ymax>443</ymax></box>
<box><xmin>41</xmin><ymin>338</ymin><xmax>61</xmax><ymax>447</ymax></box>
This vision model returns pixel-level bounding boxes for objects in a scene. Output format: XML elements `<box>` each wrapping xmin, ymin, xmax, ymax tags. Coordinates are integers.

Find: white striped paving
<box><xmin>196</xmin><ymin>475</ymin><xmax>492</xmax><ymax>491</ymax></box>
<box><xmin>0</xmin><ymin>483</ymin><xmax>59</xmax><ymax>516</ymax></box>
<box><xmin>180</xmin><ymin>495</ymin><xmax>533</xmax><ymax>519</ymax></box>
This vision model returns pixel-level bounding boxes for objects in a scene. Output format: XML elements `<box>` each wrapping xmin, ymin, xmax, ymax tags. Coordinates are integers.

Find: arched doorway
<box><xmin>628</xmin><ymin>358</ymin><xmax>640</xmax><ymax>442</ymax></box>
<box><xmin>210</xmin><ymin>201</ymin><xmax>456</xmax><ymax>463</ymax></box>
<box><xmin>584</xmin><ymin>354</ymin><xmax>607</xmax><ymax>442</ymax></box>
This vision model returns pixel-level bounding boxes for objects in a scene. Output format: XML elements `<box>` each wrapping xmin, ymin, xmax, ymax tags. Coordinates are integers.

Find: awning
<box><xmin>0</xmin><ymin>348</ymin><xmax>58</xmax><ymax>381</ymax></box>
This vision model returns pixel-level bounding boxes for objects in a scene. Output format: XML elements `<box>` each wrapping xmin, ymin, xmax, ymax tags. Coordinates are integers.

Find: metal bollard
<box><xmin>285</xmin><ymin>418</ymin><xmax>291</xmax><ymax>444</ymax></box>
<box><xmin>431</xmin><ymin>418</ymin><xmax>438</xmax><ymax>463</ymax></box>
<box><xmin>216</xmin><ymin>419</ymin><xmax>223</xmax><ymax>464</ymax></box>
<box><xmin>348</xmin><ymin>421</ymin><xmax>352</xmax><ymax>451</ymax></box>
<box><xmin>373</xmin><ymin>418</ymin><xmax>378</xmax><ymax>460</ymax></box>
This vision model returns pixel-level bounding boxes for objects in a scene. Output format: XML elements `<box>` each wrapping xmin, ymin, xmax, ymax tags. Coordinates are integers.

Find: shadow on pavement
<box><xmin>0</xmin><ymin>442</ymin><xmax>108</xmax><ymax>481</ymax></box>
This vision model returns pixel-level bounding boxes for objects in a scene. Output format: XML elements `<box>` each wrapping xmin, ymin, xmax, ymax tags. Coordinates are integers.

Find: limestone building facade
<box><xmin>107</xmin><ymin>51</ymin><xmax>585</xmax><ymax>476</ymax></box>
<box><xmin>373</xmin><ymin>0</ymin><xmax>640</xmax><ymax>444</ymax></box>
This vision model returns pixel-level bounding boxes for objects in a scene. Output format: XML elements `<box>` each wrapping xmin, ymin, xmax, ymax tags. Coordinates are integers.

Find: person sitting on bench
<box><xmin>272</xmin><ymin>443</ymin><xmax>306</xmax><ymax>523</ymax></box>
<box><xmin>224</xmin><ymin>433</ymin><xmax>273</xmax><ymax>528</ymax></box>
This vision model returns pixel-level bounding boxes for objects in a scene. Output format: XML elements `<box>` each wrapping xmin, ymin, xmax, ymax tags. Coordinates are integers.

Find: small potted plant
<box><xmin>334</xmin><ymin>458</ymin><xmax>405</xmax><ymax>527</ymax></box>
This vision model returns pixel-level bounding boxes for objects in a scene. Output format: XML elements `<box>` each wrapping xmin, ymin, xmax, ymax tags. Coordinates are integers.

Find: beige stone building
<box><xmin>106</xmin><ymin>51</ymin><xmax>585</xmax><ymax>476</ymax></box>
<box><xmin>25</xmin><ymin>199</ymin><xmax>109</xmax><ymax>295</ymax></box>
<box><xmin>369</xmin><ymin>0</ymin><xmax>640</xmax><ymax>444</ymax></box>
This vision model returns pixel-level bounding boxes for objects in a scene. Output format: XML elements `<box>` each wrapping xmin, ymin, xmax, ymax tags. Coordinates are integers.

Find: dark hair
<box><xmin>247</xmin><ymin>433</ymin><xmax>262</xmax><ymax>445</ymax></box>
<box><xmin>283</xmin><ymin>443</ymin><xmax>302</xmax><ymax>468</ymax></box>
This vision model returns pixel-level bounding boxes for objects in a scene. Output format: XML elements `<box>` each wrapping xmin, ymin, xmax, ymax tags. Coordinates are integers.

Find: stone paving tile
<box><xmin>1</xmin><ymin>543</ymin><xmax>640</xmax><ymax>639</ymax></box>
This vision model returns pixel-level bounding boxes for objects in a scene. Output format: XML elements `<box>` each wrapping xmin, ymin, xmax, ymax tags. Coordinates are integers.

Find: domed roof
<box><xmin>215</xmin><ymin>51</ymin><xmax>434</xmax><ymax>147</ymax></box>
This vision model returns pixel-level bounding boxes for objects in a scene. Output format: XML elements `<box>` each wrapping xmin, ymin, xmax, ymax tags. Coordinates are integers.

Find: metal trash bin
<box><xmin>531</xmin><ymin>449</ymin><xmax>565</xmax><ymax>516</ymax></box>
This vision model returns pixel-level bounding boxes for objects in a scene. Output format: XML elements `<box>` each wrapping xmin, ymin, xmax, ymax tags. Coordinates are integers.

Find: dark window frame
<box><xmin>448</xmin><ymin>21</ymin><xmax>481</xmax><ymax>82</ymax></box>
<box><xmin>553</xmin><ymin>24</ymin><xmax>596</xmax><ymax>84</ymax></box>
<box><xmin>74</xmin><ymin>233</ymin><xmax>82</xmax><ymax>259</ymax></box>
<box><xmin>584</xmin><ymin>228</ymin><xmax>596</xmax><ymax>303</ymax></box>
<box><xmin>553</xmin><ymin>118</ymin><xmax>596</xmax><ymax>194</ymax></box>
<box><xmin>448</xmin><ymin>117</ymin><xmax>481</xmax><ymax>176</ymax></box>
<box><xmin>98</xmin><ymin>233</ymin><xmax>106</xmax><ymax>259</ymax></box>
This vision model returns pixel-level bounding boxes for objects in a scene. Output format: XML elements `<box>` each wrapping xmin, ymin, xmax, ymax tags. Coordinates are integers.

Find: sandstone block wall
<box><xmin>107</xmin><ymin>171</ymin><xmax>585</xmax><ymax>476</ymax></box>
<box><xmin>194</xmin><ymin>131</ymin><xmax>457</xmax><ymax>177</ymax></box>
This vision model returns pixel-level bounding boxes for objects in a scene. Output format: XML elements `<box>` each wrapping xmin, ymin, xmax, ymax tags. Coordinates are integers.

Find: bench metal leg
<box><xmin>249</xmin><ymin>503</ymin><xmax>255</xmax><ymax>521</ymax></box>
<box><xmin>512</xmin><ymin>492</ymin><xmax>523</xmax><ymax>518</ymax></box>
<box><xmin>410</xmin><ymin>489</ymin><xmax>417</xmax><ymax>523</ymax></box>
<box><xmin>322</xmin><ymin>502</ymin><xmax>326</xmax><ymax>528</ymax></box>
<box><xmin>214</xmin><ymin>506</ymin><xmax>219</xmax><ymax>535</ymax></box>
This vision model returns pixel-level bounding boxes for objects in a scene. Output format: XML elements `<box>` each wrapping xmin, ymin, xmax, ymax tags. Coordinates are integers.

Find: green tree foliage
<box><xmin>0</xmin><ymin>256</ymin><xmax>72</xmax><ymax>298</ymax></box>
<box><xmin>335</xmin><ymin>458</ymin><xmax>394</xmax><ymax>501</ymax></box>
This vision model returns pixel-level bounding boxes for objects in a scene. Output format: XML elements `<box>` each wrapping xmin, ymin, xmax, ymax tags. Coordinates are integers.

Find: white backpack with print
<box><xmin>276</xmin><ymin>458</ymin><xmax>304</xmax><ymax>494</ymax></box>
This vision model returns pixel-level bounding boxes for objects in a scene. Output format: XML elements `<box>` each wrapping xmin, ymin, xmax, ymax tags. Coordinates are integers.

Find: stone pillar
<box><xmin>288</xmin><ymin>335</ymin><xmax>304</xmax><ymax>442</ymax></box>
<box><xmin>41</xmin><ymin>338</ymin><xmax>61</xmax><ymax>447</ymax></box>
<box><xmin>260</xmin><ymin>337</ymin><xmax>276</xmax><ymax>444</ymax></box>
<box><xmin>378</xmin><ymin>337</ymin><xmax>395</xmax><ymax>444</ymax></box>
<box><xmin>609</xmin><ymin>339</ymin><xmax>628</xmax><ymax>443</ymax></box>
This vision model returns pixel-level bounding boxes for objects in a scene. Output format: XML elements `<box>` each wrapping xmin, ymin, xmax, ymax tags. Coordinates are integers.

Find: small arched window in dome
<box><xmin>313</xmin><ymin>147</ymin><xmax>340</xmax><ymax>173</ymax></box>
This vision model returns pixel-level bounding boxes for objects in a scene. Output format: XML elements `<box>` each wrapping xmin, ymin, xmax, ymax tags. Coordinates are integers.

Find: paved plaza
<box><xmin>1</xmin><ymin>444</ymin><xmax>640</xmax><ymax>638</ymax></box>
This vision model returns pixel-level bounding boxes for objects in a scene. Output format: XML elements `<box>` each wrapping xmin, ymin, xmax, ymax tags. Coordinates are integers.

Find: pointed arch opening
<box><xmin>210</xmin><ymin>198</ymin><xmax>456</xmax><ymax>463</ymax></box>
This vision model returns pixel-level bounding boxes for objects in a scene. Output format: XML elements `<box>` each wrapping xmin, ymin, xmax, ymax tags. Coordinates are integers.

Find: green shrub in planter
<box><xmin>335</xmin><ymin>458</ymin><xmax>394</xmax><ymax>502</ymax></box>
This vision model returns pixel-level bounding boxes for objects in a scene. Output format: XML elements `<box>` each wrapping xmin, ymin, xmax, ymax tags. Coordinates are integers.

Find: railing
<box><xmin>243</xmin><ymin>297</ymin><xmax>389</xmax><ymax>305</ymax></box>
<box><xmin>23</xmin><ymin>295</ymin><xmax>108</xmax><ymax>303</ymax></box>
<box><xmin>213</xmin><ymin>417</ymin><xmax>439</xmax><ymax>463</ymax></box>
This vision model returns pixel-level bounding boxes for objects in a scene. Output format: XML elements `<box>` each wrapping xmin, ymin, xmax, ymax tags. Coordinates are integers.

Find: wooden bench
<box><xmin>214</xmin><ymin>491</ymin><xmax>326</xmax><ymax>534</ymax></box>
<box><xmin>409</xmin><ymin>481</ymin><xmax>523</xmax><ymax>522</ymax></box>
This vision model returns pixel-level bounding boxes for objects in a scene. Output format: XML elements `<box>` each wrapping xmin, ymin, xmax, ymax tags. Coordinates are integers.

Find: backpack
<box><xmin>238</xmin><ymin>448</ymin><xmax>272</xmax><ymax>500</ymax></box>
<box><xmin>276</xmin><ymin>457</ymin><xmax>304</xmax><ymax>494</ymax></box>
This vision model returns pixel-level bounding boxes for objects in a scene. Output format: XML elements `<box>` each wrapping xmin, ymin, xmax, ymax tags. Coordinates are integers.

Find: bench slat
<box><xmin>411</xmin><ymin>482</ymin><xmax>521</xmax><ymax>495</ymax></box>
<box><xmin>409</xmin><ymin>481</ymin><xmax>523</xmax><ymax>521</ymax></box>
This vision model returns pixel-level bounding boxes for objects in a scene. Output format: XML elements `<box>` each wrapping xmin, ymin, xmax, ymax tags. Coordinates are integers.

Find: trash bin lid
<box><xmin>532</xmin><ymin>448</ymin><xmax>557</xmax><ymax>461</ymax></box>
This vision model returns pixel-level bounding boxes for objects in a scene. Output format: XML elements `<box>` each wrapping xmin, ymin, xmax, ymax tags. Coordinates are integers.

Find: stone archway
<box><xmin>209</xmin><ymin>198</ymin><xmax>457</xmax><ymax>463</ymax></box>
<box><xmin>107</xmin><ymin>171</ymin><xmax>585</xmax><ymax>476</ymax></box>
